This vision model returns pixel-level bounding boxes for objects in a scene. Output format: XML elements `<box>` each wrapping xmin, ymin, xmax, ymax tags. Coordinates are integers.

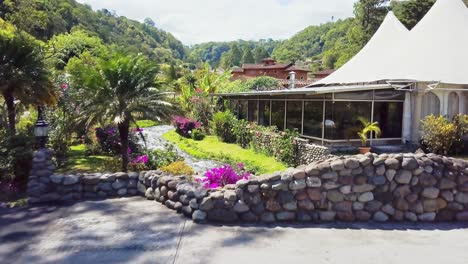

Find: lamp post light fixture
<box><xmin>34</xmin><ymin>106</ymin><xmax>49</xmax><ymax>149</ymax></box>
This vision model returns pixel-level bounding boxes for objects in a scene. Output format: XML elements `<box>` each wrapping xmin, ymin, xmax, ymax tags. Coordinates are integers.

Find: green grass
<box><xmin>163</xmin><ymin>130</ymin><xmax>287</xmax><ymax>175</ymax></box>
<box><xmin>58</xmin><ymin>144</ymin><xmax>116</xmax><ymax>173</ymax></box>
<box><xmin>134</xmin><ymin>120</ymin><xmax>159</xmax><ymax>128</ymax></box>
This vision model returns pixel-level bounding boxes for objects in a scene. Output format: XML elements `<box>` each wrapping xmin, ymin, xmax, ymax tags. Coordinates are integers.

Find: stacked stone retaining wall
<box><xmin>28</xmin><ymin>149</ymin><xmax>468</xmax><ymax>223</ymax></box>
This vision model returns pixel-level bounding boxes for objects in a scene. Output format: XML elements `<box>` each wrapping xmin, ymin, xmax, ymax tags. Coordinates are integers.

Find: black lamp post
<box><xmin>34</xmin><ymin>106</ymin><xmax>49</xmax><ymax>149</ymax></box>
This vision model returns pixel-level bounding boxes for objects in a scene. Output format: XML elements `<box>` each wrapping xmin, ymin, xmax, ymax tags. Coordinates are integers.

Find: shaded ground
<box><xmin>2</xmin><ymin>198</ymin><xmax>468</xmax><ymax>264</ymax></box>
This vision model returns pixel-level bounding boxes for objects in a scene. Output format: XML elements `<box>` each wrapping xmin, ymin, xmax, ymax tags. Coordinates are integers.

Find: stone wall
<box><xmin>27</xmin><ymin>149</ymin><xmax>143</xmax><ymax>203</ymax></box>
<box><xmin>295</xmin><ymin>138</ymin><xmax>332</xmax><ymax>165</ymax></box>
<box><xmin>28</xmin><ymin>148</ymin><xmax>468</xmax><ymax>223</ymax></box>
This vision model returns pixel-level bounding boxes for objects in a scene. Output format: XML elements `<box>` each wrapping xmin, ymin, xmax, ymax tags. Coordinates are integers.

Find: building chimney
<box><xmin>289</xmin><ymin>71</ymin><xmax>296</xmax><ymax>89</ymax></box>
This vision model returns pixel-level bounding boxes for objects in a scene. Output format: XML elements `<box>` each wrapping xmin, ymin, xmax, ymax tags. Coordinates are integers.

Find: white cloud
<box><xmin>76</xmin><ymin>0</ymin><xmax>357</xmax><ymax>44</ymax></box>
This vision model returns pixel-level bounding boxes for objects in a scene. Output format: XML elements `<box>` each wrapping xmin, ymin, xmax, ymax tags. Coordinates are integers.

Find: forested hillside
<box><xmin>188</xmin><ymin>39</ymin><xmax>281</xmax><ymax>69</ymax></box>
<box><xmin>0</xmin><ymin>0</ymin><xmax>187</xmax><ymax>63</ymax></box>
<box><xmin>191</xmin><ymin>0</ymin><xmax>465</xmax><ymax>71</ymax></box>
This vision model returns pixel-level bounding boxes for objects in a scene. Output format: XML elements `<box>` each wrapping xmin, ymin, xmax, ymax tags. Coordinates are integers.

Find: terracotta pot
<box><xmin>359</xmin><ymin>147</ymin><xmax>371</xmax><ymax>154</ymax></box>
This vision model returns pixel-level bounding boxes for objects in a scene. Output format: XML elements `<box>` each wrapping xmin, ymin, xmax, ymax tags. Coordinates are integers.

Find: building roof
<box><xmin>241</xmin><ymin>63</ymin><xmax>293</xmax><ymax>70</ymax></box>
<box><xmin>216</xmin><ymin>83</ymin><xmax>400</xmax><ymax>97</ymax></box>
<box><xmin>312</xmin><ymin>11</ymin><xmax>409</xmax><ymax>86</ymax></box>
<box><xmin>285</xmin><ymin>65</ymin><xmax>311</xmax><ymax>72</ymax></box>
<box><xmin>312</xmin><ymin>0</ymin><xmax>468</xmax><ymax>86</ymax></box>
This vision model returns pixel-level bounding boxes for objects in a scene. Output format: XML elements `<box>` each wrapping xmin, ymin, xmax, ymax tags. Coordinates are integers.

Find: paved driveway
<box><xmin>2</xmin><ymin>198</ymin><xmax>468</xmax><ymax>264</ymax></box>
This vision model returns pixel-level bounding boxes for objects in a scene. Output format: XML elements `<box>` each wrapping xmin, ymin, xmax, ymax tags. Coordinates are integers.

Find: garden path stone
<box><xmin>139</xmin><ymin>125</ymin><xmax>219</xmax><ymax>176</ymax></box>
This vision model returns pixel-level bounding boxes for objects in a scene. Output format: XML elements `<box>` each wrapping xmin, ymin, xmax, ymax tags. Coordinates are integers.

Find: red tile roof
<box><xmin>241</xmin><ymin>63</ymin><xmax>293</xmax><ymax>70</ymax></box>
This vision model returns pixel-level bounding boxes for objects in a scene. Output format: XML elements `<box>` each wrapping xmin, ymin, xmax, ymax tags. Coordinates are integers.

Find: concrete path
<box><xmin>2</xmin><ymin>198</ymin><xmax>468</xmax><ymax>264</ymax></box>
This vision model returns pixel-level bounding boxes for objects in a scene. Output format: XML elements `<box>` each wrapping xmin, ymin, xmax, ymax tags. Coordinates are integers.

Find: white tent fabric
<box><xmin>395</xmin><ymin>0</ymin><xmax>468</xmax><ymax>85</ymax></box>
<box><xmin>313</xmin><ymin>0</ymin><xmax>468</xmax><ymax>86</ymax></box>
<box><xmin>314</xmin><ymin>11</ymin><xmax>409</xmax><ymax>85</ymax></box>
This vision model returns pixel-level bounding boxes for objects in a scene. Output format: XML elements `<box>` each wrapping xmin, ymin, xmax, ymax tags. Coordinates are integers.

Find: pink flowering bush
<box><xmin>173</xmin><ymin>116</ymin><xmax>201</xmax><ymax>138</ymax></box>
<box><xmin>197</xmin><ymin>164</ymin><xmax>250</xmax><ymax>189</ymax></box>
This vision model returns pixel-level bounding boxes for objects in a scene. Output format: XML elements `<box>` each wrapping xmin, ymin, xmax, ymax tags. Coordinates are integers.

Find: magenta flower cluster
<box><xmin>197</xmin><ymin>164</ymin><xmax>250</xmax><ymax>189</ymax></box>
<box><xmin>132</xmin><ymin>155</ymin><xmax>148</xmax><ymax>164</ymax></box>
<box><xmin>173</xmin><ymin>116</ymin><xmax>201</xmax><ymax>138</ymax></box>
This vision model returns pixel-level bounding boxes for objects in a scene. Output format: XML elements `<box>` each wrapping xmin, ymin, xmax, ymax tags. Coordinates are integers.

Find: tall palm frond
<box><xmin>357</xmin><ymin>116</ymin><xmax>381</xmax><ymax>147</ymax></box>
<box><xmin>73</xmin><ymin>53</ymin><xmax>180</xmax><ymax>171</ymax></box>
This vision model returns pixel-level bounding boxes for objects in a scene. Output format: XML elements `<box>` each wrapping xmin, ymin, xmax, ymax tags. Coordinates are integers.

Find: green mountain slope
<box><xmin>1</xmin><ymin>0</ymin><xmax>187</xmax><ymax>62</ymax></box>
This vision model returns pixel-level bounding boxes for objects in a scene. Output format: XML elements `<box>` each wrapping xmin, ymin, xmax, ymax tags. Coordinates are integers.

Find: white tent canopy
<box><xmin>313</xmin><ymin>0</ymin><xmax>468</xmax><ymax>86</ymax></box>
<box><xmin>314</xmin><ymin>11</ymin><xmax>409</xmax><ymax>85</ymax></box>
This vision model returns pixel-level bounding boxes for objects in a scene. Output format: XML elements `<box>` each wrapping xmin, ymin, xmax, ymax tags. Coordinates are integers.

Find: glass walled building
<box><xmin>221</xmin><ymin>84</ymin><xmax>406</xmax><ymax>145</ymax></box>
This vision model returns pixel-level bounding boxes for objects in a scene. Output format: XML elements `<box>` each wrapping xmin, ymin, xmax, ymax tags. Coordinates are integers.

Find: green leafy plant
<box><xmin>190</xmin><ymin>129</ymin><xmax>206</xmax><ymax>141</ymax></box>
<box><xmin>232</xmin><ymin>119</ymin><xmax>254</xmax><ymax>148</ymax></box>
<box><xmin>148</xmin><ymin>143</ymin><xmax>184</xmax><ymax>169</ymax></box>
<box><xmin>211</xmin><ymin>111</ymin><xmax>236</xmax><ymax>143</ymax></box>
<box><xmin>421</xmin><ymin>115</ymin><xmax>458</xmax><ymax>155</ymax></box>
<box><xmin>356</xmin><ymin>117</ymin><xmax>381</xmax><ymax>147</ymax></box>
<box><xmin>160</xmin><ymin>161</ymin><xmax>195</xmax><ymax>177</ymax></box>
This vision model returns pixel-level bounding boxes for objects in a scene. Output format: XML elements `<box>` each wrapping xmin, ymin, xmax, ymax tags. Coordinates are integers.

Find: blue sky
<box><xmin>76</xmin><ymin>0</ymin><xmax>357</xmax><ymax>44</ymax></box>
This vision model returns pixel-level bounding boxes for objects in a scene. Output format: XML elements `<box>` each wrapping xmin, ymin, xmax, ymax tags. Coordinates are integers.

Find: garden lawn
<box><xmin>163</xmin><ymin>130</ymin><xmax>287</xmax><ymax>175</ymax></box>
<box><xmin>58</xmin><ymin>144</ymin><xmax>115</xmax><ymax>173</ymax></box>
<box><xmin>134</xmin><ymin>120</ymin><xmax>158</xmax><ymax>128</ymax></box>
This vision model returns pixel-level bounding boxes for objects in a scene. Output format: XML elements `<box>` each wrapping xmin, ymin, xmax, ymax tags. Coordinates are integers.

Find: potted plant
<box><xmin>357</xmin><ymin>117</ymin><xmax>381</xmax><ymax>154</ymax></box>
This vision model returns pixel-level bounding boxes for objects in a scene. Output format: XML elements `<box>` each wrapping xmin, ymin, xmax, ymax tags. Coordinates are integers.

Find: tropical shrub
<box><xmin>232</xmin><ymin>119</ymin><xmax>254</xmax><ymax>148</ymax></box>
<box><xmin>173</xmin><ymin>116</ymin><xmax>201</xmax><ymax>138</ymax></box>
<box><xmin>421</xmin><ymin>115</ymin><xmax>457</xmax><ymax>155</ymax></box>
<box><xmin>251</xmin><ymin>126</ymin><xmax>299</xmax><ymax>166</ymax></box>
<box><xmin>0</xmin><ymin>134</ymin><xmax>33</xmax><ymax>188</ymax></box>
<box><xmin>190</xmin><ymin>129</ymin><xmax>206</xmax><ymax>141</ymax></box>
<box><xmin>211</xmin><ymin>111</ymin><xmax>236</xmax><ymax>143</ymax></box>
<box><xmin>197</xmin><ymin>163</ymin><xmax>250</xmax><ymax>189</ymax></box>
<box><xmin>93</xmin><ymin>126</ymin><xmax>141</xmax><ymax>155</ymax></box>
<box><xmin>160</xmin><ymin>161</ymin><xmax>195</xmax><ymax>176</ymax></box>
<box><xmin>148</xmin><ymin>144</ymin><xmax>184</xmax><ymax>169</ymax></box>
<box><xmin>190</xmin><ymin>89</ymin><xmax>213</xmax><ymax>132</ymax></box>
<box><xmin>451</xmin><ymin>114</ymin><xmax>468</xmax><ymax>155</ymax></box>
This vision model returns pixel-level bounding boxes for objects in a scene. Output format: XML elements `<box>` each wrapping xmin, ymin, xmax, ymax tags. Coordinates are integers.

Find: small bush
<box><xmin>421</xmin><ymin>115</ymin><xmax>457</xmax><ymax>155</ymax></box>
<box><xmin>102</xmin><ymin>157</ymin><xmax>122</xmax><ymax>172</ymax></box>
<box><xmin>232</xmin><ymin>119</ymin><xmax>254</xmax><ymax>148</ymax></box>
<box><xmin>451</xmin><ymin>114</ymin><xmax>468</xmax><ymax>155</ymax></box>
<box><xmin>173</xmin><ymin>116</ymin><xmax>201</xmax><ymax>138</ymax></box>
<box><xmin>197</xmin><ymin>164</ymin><xmax>250</xmax><ymax>189</ymax></box>
<box><xmin>190</xmin><ymin>129</ymin><xmax>205</xmax><ymax>141</ymax></box>
<box><xmin>211</xmin><ymin>111</ymin><xmax>236</xmax><ymax>143</ymax></box>
<box><xmin>160</xmin><ymin>161</ymin><xmax>194</xmax><ymax>176</ymax></box>
<box><xmin>148</xmin><ymin>143</ymin><xmax>184</xmax><ymax>169</ymax></box>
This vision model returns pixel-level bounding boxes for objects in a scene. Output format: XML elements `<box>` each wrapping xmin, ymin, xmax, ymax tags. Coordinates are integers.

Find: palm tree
<box><xmin>0</xmin><ymin>21</ymin><xmax>55</xmax><ymax>136</ymax></box>
<box><xmin>77</xmin><ymin>53</ymin><xmax>179</xmax><ymax>171</ymax></box>
<box><xmin>357</xmin><ymin>116</ymin><xmax>382</xmax><ymax>147</ymax></box>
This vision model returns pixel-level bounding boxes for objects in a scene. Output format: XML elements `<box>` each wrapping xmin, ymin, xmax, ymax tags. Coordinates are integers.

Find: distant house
<box><xmin>312</xmin><ymin>69</ymin><xmax>335</xmax><ymax>80</ymax></box>
<box><xmin>232</xmin><ymin>58</ymin><xmax>310</xmax><ymax>81</ymax></box>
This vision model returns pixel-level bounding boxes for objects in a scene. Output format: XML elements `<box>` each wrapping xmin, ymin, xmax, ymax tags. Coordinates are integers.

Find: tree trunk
<box><xmin>4</xmin><ymin>91</ymin><xmax>16</xmax><ymax>136</ymax></box>
<box><xmin>118</xmin><ymin>118</ymin><xmax>130</xmax><ymax>172</ymax></box>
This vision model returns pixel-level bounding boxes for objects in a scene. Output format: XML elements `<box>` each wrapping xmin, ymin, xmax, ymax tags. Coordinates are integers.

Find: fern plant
<box><xmin>357</xmin><ymin>117</ymin><xmax>381</xmax><ymax>147</ymax></box>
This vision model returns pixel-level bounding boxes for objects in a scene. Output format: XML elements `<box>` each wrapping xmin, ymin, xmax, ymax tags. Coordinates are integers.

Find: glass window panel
<box><xmin>304</xmin><ymin>101</ymin><xmax>323</xmax><ymax>138</ymax></box>
<box><xmin>248</xmin><ymin>100</ymin><xmax>258</xmax><ymax>123</ymax></box>
<box><xmin>286</xmin><ymin>101</ymin><xmax>303</xmax><ymax>132</ymax></box>
<box><xmin>258</xmin><ymin>100</ymin><xmax>271</xmax><ymax>126</ymax></box>
<box><xmin>373</xmin><ymin>102</ymin><xmax>403</xmax><ymax>138</ymax></box>
<box><xmin>334</xmin><ymin>91</ymin><xmax>373</xmax><ymax>100</ymax></box>
<box><xmin>305</xmin><ymin>94</ymin><xmax>325</xmax><ymax>99</ymax></box>
<box><xmin>324</xmin><ymin>101</ymin><xmax>372</xmax><ymax>140</ymax></box>
<box><xmin>374</xmin><ymin>89</ymin><xmax>405</xmax><ymax>100</ymax></box>
<box><xmin>230</xmin><ymin>100</ymin><xmax>238</xmax><ymax>116</ymax></box>
<box><xmin>239</xmin><ymin>100</ymin><xmax>248</xmax><ymax>120</ymax></box>
<box><xmin>271</xmin><ymin>101</ymin><xmax>285</xmax><ymax>130</ymax></box>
